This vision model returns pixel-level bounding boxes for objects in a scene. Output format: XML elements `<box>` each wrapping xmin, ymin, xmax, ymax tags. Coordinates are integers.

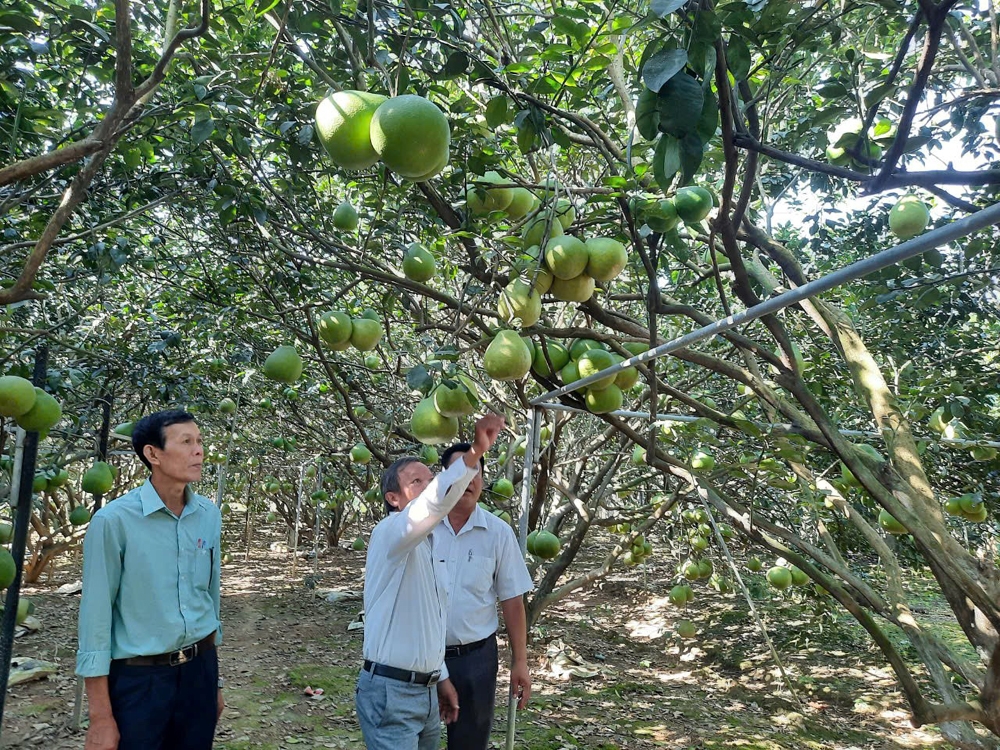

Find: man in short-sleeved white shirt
<box><xmin>432</xmin><ymin>443</ymin><xmax>534</xmax><ymax>750</ymax></box>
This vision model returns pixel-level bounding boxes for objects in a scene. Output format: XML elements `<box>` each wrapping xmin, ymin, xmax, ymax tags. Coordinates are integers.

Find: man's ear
<box><xmin>384</xmin><ymin>492</ymin><xmax>401</xmax><ymax>510</ymax></box>
<box><xmin>144</xmin><ymin>444</ymin><xmax>160</xmax><ymax>467</ymax></box>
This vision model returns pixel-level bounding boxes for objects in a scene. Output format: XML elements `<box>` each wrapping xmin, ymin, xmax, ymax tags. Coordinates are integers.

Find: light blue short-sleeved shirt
<box><xmin>75</xmin><ymin>479</ymin><xmax>222</xmax><ymax>678</ymax></box>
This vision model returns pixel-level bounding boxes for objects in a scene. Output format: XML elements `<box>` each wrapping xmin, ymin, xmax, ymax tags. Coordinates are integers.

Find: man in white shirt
<box><xmin>433</xmin><ymin>443</ymin><xmax>534</xmax><ymax>750</ymax></box>
<box><xmin>357</xmin><ymin>414</ymin><xmax>504</xmax><ymax>750</ymax></box>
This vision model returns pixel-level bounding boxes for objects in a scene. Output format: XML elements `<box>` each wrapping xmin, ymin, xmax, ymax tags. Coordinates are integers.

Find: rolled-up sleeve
<box><xmin>75</xmin><ymin>515</ymin><xmax>122</xmax><ymax>677</ymax></box>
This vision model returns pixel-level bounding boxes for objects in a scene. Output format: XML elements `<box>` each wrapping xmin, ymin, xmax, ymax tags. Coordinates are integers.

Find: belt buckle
<box><xmin>169</xmin><ymin>646</ymin><xmax>193</xmax><ymax>666</ymax></box>
<box><xmin>426</xmin><ymin>670</ymin><xmax>441</xmax><ymax>687</ymax></box>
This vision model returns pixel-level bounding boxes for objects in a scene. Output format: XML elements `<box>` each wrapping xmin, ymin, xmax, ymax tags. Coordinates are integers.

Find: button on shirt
<box><xmin>433</xmin><ymin>504</ymin><xmax>533</xmax><ymax>646</ymax></box>
<box><xmin>362</xmin><ymin>459</ymin><xmax>479</xmax><ymax>678</ymax></box>
<box><xmin>76</xmin><ymin>480</ymin><xmax>223</xmax><ymax>678</ymax></box>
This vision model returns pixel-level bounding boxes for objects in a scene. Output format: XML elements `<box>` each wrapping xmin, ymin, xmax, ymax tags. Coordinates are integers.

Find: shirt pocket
<box><xmin>186</xmin><ymin>547</ymin><xmax>213</xmax><ymax>591</ymax></box>
<box><xmin>464</xmin><ymin>554</ymin><xmax>495</xmax><ymax>598</ymax></box>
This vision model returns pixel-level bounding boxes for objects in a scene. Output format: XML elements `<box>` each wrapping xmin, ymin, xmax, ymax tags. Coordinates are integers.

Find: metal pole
<box><xmin>531</xmin><ymin>201</ymin><xmax>1000</xmax><ymax>405</ymax></box>
<box><xmin>535</xmin><ymin>404</ymin><xmax>1000</xmax><ymax>448</ymax></box>
<box><xmin>291</xmin><ymin>463</ymin><xmax>305</xmax><ymax>579</ymax></box>
<box><xmin>0</xmin><ymin>347</ymin><xmax>47</xmax><ymax>736</ymax></box>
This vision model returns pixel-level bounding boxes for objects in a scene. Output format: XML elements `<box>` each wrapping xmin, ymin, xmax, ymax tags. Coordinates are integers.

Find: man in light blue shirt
<box><xmin>76</xmin><ymin>409</ymin><xmax>223</xmax><ymax>750</ymax></box>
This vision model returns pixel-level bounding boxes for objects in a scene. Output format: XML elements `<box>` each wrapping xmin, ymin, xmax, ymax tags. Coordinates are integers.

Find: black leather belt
<box><xmin>445</xmin><ymin>633</ymin><xmax>495</xmax><ymax>658</ymax></box>
<box><xmin>114</xmin><ymin>634</ymin><xmax>215</xmax><ymax>667</ymax></box>
<box><xmin>363</xmin><ymin>659</ymin><xmax>441</xmax><ymax>686</ymax></box>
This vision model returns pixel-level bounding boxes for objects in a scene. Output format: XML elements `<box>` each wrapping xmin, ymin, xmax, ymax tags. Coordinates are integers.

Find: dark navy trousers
<box><xmin>108</xmin><ymin>647</ymin><xmax>219</xmax><ymax>750</ymax></box>
<box><xmin>445</xmin><ymin>635</ymin><xmax>499</xmax><ymax>750</ymax></box>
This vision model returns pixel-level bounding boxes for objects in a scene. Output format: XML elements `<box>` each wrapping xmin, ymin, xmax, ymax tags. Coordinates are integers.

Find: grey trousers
<box><xmin>445</xmin><ymin>635</ymin><xmax>499</xmax><ymax>750</ymax></box>
<box><xmin>355</xmin><ymin>668</ymin><xmax>440</xmax><ymax>750</ymax></box>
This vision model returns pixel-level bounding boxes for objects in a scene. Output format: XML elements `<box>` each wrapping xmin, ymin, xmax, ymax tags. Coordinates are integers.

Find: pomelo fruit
<box><xmin>402</xmin><ymin>242</ymin><xmax>436</xmax><ymax>282</ymax></box>
<box><xmin>315</xmin><ymin>90</ymin><xmax>387</xmax><ymax>170</ymax></box>
<box><xmin>878</xmin><ymin>509</ymin><xmax>907</xmax><ymax>535</ymax></box>
<box><xmin>32</xmin><ymin>474</ymin><xmax>47</xmax><ymax>493</ymax></box>
<box><xmin>113</xmin><ymin>421</ymin><xmax>135</xmax><ymax>439</ymax></box>
<box><xmin>767</xmin><ymin>566</ymin><xmax>792</xmax><ymax>589</ymax></box>
<box><xmin>747</xmin><ymin>556</ymin><xmax>763</xmax><ymax>572</ymax></box>
<box><xmin>369</xmin><ymin>95</ymin><xmax>450</xmax><ymax>179</ymax></box>
<box><xmin>483</xmin><ymin>331</ymin><xmax>532</xmax><ymax>381</ymax></box>
<box><xmin>673</xmin><ymin>186</ymin><xmax>713</xmax><ymax>224</ymax></box>
<box><xmin>0</xmin><ymin>524</ymin><xmax>11</xmax><ymax>544</ymax></box>
<box><xmin>409</xmin><ymin>147</ymin><xmax>450</xmax><ymax>182</ymax></box>
<box><xmin>676</xmin><ymin>620</ymin><xmax>697</xmax><ymax>639</ymax></box>
<box><xmin>569</xmin><ymin>339</ymin><xmax>603</xmax><ymax>359</ymax></box>
<box><xmin>69</xmin><ymin>506</ymin><xmax>92</xmax><ymax>526</ymax></box>
<box><xmin>669</xmin><ymin>585</ymin><xmax>692</xmax><ymax>607</ymax></box>
<box><xmin>350</xmin><ymin>318</ymin><xmax>383</xmax><ymax>351</ymax></box>
<box><xmin>467</xmin><ymin>171</ymin><xmax>513</xmax><ymax>214</ymax></box>
<box><xmin>352</xmin><ymin>536</ymin><xmax>366</xmax><ymax>551</ymax></box>
<box><xmin>14</xmin><ymin>597</ymin><xmax>32</xmax><ymax>624</ymax></box>
<box><xmin>615</xmin><ymin>364</ymin><xmax>639</xmax><ymax>390</ymax></box>
<box><xmin>531</xmin><ymin>341</ymin><xmax>570</xmax><ymax>378</ymax></box>
<box><xmin>682</xmin><ymin>561</ymin><xmax>700</xmax><ymax>580</ymax></box>
<box><xmin>644</xmin><ymin>198</ymin><xmax>679</xmax><ymax>232</ymax></box>
<box><xmin>529</xmin><ymin>267</ymin><xmax>553</xmax><ymax>295</ymax></box>
<box><xmin>526</xmin><ymin>530</ymin><xmax>539</xmax><ymax>556</ymax></box>
<box><xmin>522</xmin><ymin>216</ymin><xmax>563</xmax><ymax>250</ymax></box>
<box><xmin>585</xmin><ymin>238</ymin><xmax>628</xmax><ymax>282</ymax></box>
<box><xmin>889</xmin><ymin>195</ymin><xmax>929</xmax><ymax>240</ymax></box>
<box><xmin>0</xmin><ymin>550</ymin><xmax>16</xmax><ymax>589</ymax></box>
<box><xmin>577</xmin><ymin>349</ymin><xmax>617</xmax><ymax>389</ymax></box>
<box><xmin>318</xmin><ymin>311</ymin><xmax>353</xmax><ymax>347</ymax></box>
<box><xmin>498</xmin><ymin>278</ymin><xmax>542</xmax><ymax>327</ymax></box>
<box><xmin>544</xmin><ymin>235</ymin><xmax>589</xmax><ymax>280</ymax></box>
<box><xmin>790</xmin><ymin>566</ymin><xmax>809</xmax><ymax>586</ymax></box>
<box><xmin>585</xmin><ymin>384</ymin><xmax>623</xmax><ymax>414</ymax></box>
<box><xmin>410</xmin><ymin>397</ymin><xmax>459</xmax><ymax>445</ymax></box>
<box><xmin>48</xmin><ymin>468</ymin><xmax>69</xmax><ymax>487</ymax></box>
<box><xmin>532</xmin><ymin>530</ymin><xmax>561</xmax><ymax>559</ymax></box>
<box><xmin>263</xmin><ymin>345</ymin><xmax>303</xmax><ymax>384</ymax></box>
<box><xmin>505</xmin><ymin>187</ymin><xmax>535</xmax><ymax>219</ymax></box>
<box><xmin>432</xmin><ymin>381</ymin><xmax>476</xmax><ymax>418</ymax></box>
<box><xmin>549</xmin><ymin>274</ymin><xmax>595</xmax><ymax>302</ymax></box>
<box><xmin>15</xmin><ymin>388</ymin><xmax>62</xmax><ymax>435</ymax></box>
<box><xmin>493</xmin><ymin>478</ymin><xmax>515</xmax><ymax>499</ymax></box>
<box><xmin>559</xmin><ymin>359</ymin><xmax>580</xmax><ymax>384</ymax></box>
<box><xmin>350</xmin><ymin>443</ymin><xmax>372</xmax><ymax>464</ymax></box>
<box><xmin>691</xmin><ymin>449</ymin><xmax>715</xmax><ymax>471</ymax></box>
<box><xmin>218</xmin><ymin>398</ymin><xmax>237</xmax><ymax>415</ymax></box>
<box><xmin>333</xmin><ymin>200</ymin><xmax>359</xmax><ymax>230</ymax></box>
<box><xmin>553</xmin><ymin>198</ymin><xmax>576</xmax><ymax>229</ymax></box>
<box><xmin>81</xmin><ymin>462</ymin><xmax>115</xmax><ymax>495</ymax></box>
<box><xmin>0</xmin><ymin>376</ymin><xmax>36</xmax><ymax>418</ymax></box>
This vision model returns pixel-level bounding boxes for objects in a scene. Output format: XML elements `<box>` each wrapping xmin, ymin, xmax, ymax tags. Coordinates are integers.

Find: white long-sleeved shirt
<box><xmin>362</xmin><ymin>458</ymin><xmax>479</xmax><ymax>677</ymax></box>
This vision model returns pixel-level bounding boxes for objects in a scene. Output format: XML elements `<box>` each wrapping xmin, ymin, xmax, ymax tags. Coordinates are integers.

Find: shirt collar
<box><xmin>139</xmin><ymin>479</ymin><xmax>200</xmax><ymax>518</ymax></box>
<box><xmin>443</xmin><ymin>503</ymin><xmax>491</xmax><ymax>537</ymax></box>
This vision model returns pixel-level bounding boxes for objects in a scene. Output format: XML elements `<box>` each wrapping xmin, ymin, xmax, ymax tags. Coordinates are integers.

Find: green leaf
<box><xmin>485</xmin><ymin>96</ymin><xmax>511</xmax><ymax>129</ymax></box>
<box><xmin>406</xmin><ymin>364</ymin><xmax>434</xmax><ymax>394</ymax></box>
<box><xmin>642</xmin><ymin>48</ymin><xmax>687</xmax><ymax>92</ymax></box>
<box><xmin>441</xmin><ymin>50</ymin><xmax>469</xmax><ymax>79</ymax></box>
<box><xmin>651</xmin><ymin>0</ymin><xmax>688</xmax><ymax>17</ymax></box>
<box><xmin>517</xmin><ymin>118</ymin><xmax>537</xmax><ymax>154</ymax></box>
<box><xmin>679</xmin><ymin>133</ymin><xmax>704</xmax><ymax>185</ymax></box>
<box><xmin>696</xmin><ymin>88</ymin><xmax>719</xmax><ymax>143</ymax></box>
<box><xmin>652</xmin><ymin>135</ymin><xmax>681</xmax><ymax>192</ymax></box>
<box><xmin>726</xmin><ymin>36</ymin><xmax>751</xmax><ymax>80</ymax></box>
<box><xmin>191</xmin><ymin>118</ymin><xmax>216</xmax><ymax>145</ymax></box>
<box><xmin>656</xmin><ymin>73</ymin><xmax>704</xmax><ymax>138</ymax></box>
<box><xmin>636</xmin><ymin>88</ymin><xmax>661</xmax><ymax>141</ymax></box>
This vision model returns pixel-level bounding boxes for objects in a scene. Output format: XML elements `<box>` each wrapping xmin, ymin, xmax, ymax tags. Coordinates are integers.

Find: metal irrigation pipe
<box><xmin>531</xmin><ymin>201</ymin><xmax>1000</xmax><ymax>405</ymax></box>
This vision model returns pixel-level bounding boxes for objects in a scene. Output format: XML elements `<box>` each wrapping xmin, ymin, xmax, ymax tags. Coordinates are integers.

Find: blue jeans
<box><xmin>355</xmin><ymin>668</ymin><xmax>440</xmax><ymax>750</ymax></box>
<box><xmin>108</xmin><ymin>647</ymin><xmax>218</xmax><ymax>750</ymax></box>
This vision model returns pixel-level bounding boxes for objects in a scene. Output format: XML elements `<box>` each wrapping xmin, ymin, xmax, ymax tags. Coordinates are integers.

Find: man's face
<box><xmin>145</xmin><ymin>422</ymin><xmax>204</xmax><ymax>484</ymax></box>
<box><xmin>446</xmin><ymin>451</ymin><xmax>482</xmax><ymax>510</ymax></box>
<box><xmin>386</xmin><ymin>461</ymin><xmax>434</xmax><ymax>511</ymax></box>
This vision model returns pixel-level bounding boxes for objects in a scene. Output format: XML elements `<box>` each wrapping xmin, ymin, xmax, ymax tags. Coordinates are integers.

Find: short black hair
<box><xmin>440</xmin><ymin>442</ymin><xmax>485</xmax><ymax>471</ymax></box>
<box><xmin>381</xmin><ymin>456</ymin><xmax>423</xmax><ymax>514</ymax></box>
<box><xmin>132</xmin><ymin>410</ymin><xmax>197</xmax><ymax>470</ymax></box>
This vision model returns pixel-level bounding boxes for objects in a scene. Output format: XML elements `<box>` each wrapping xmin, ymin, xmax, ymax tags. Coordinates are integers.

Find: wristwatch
<box><xmin>218</xmin><ymin>678</ymin><xmax>225</xmax><ymax>688</ymax></box>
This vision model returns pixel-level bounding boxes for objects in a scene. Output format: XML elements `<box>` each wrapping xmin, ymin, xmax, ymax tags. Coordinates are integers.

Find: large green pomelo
<box><xmin>544</xmin><ymin>235</ymin><xmax>589</xmax><ymax>280</ymax></box>
<box><xmin>315</xmin><ymin>90</ymin><xmax>387</xmax><ymax>170</ymax></box>
<box><xmin>69</xmin><ymin>505</ymin><xmax>92</xmax><ymax>526</ymax></box>
<box><xmin>615</xmin><ymin>363</ymin><xmax>639</xmax><ymax>390</ymax></box>
<box><xmin>560</xmin><ymin>360</ymin><xmax>580</xmax><ymax>384</ymax></box>
<box><xmin>433</xmin><ymin>381</ymin><xmax>476</xmax><ymax>418</ymax></box>
<box><xmin>505</xmin><ymin>188</ymin><xmax>535</xmax><ymax>219</ymax></box>
<box><xmin>0</xmin><ymin>549</ymin><xmax>15</xmax><ymax>589</ymax></box>
<box><xmin>878</xmin><ymin>509</ymin><xmax>908</xmax><ymax>535</ymax></box>
<box><xmin>410</xmin><ymin>397</ymin><xmax>459</xmax><ymax>445</ymax></box>
<box><xmin>333</xmin><ymin>201</ymin><xmax>359</xmax><ymax>230</ymax></box>
<box><xmin>673</xmin><ymin>186</ymin><xmax>714</xmax><ymax>224</ymax></box>
<box><xmin>81</xmin><ymin>462</ymin><xmax>114</xmax><ymax>495</ymax></box>
<box><xmin>350</xmin><ymin>443</ymin><xmax>372</xmax><ymax>464</ymax></box>
<box><xmin>766</xmin><ymin>566</ymin><xmax>792</xmax><ymax>589</ymax></box>
<box><xmin>531</xmin><ymin>341</ymin><xmax>570</xmax><ymax>377</ymax></box>
<box><xmin>889</xmin><ymin>195</ymin><xmax>929</xmax><ymax>240</ymax></box>
<box><xmin>483</xmin><ymin>331</ymin><xmax>532</xmax><ymax>381</ymax></box>
<box><xmin>585</xmin><ymin>237</ymin><xmax>628</xmax><ymax>282</ymax></box>
<box><xmin>676</xmin><ymin>620</ymin><xmax>697</xmax><ymax>639</ymax></box>
<box><xmin>553</xmin><ymin>199</ymin><xmax>576</xmax><ymax>229</ymax></box>
<box><xmin>549</xmin><ymin>274</ymin><xmax>595</xmax><ymax>303</ymax></box>
<box><xmin>529</xmin><ymin>267</ymin><xmax>553</xmax><ymax>295</ymax></box>
<box><xmin>467</xmin><ymin>172</ymin><xmax>513</xmax><ymax>214</ymax></box>
<box><xmin>533</xmin><ymin>530</ymin><xmax>561</xmax><ymax>559</ymax></box>
<box><xmin>497</xmin><ymin>278</ymin><xmax>541</xmax><ymax>327</ymax></box>
<box><xmin>569</xmin><ymin>339</ymin><xmax>603</xmax><ymax>359</ymax></box>
<box><xmin>369</xmin><ymin>95</ymin><xmax>450</xmax><ymax>179</ymax></box>
<box><xmin>522</xmin><ymin>216</ymin><xmax>563</xmax><ymax>250</ymax></box>
<box><xmin>15</xmin><ymin>388</ymin><xmax>62</xmax><ymax>434</ymax></box>
<box><xmin>318</xmin><ymin>311</ymin><xmax>353</xmax><ymax>347</ymax></box>
<box><xmin>402</xmin><ymin>242</ymin><xmax>436</xmax><ymax>282</ymax></box>
<box><xmin>350</xmin><ymin>318</ymin><xmax>383</xmax><ymax>351</ymax></box>
<box><xmin>263</xmin><ymin>345</ymin><xmax>303</xmax><ymax>383</ymax></box>
<box><xmin>644</xmin><ymin>198</ymin><xmax>679</xmax><ymax>232</ymax></box>
<box><xmin>0</xmin><ymin>376</ymin><xmax>36</xmax><ymax>418</ymax></box>
<box><xmin>585</xmin><ymin>384</ymin><xmax>623</xmax><ymax>414</ymax></box>
<box><xmin>577</xmin><ymin>349</ymin><xmax>617</xmax><ymax>389</ymax></box>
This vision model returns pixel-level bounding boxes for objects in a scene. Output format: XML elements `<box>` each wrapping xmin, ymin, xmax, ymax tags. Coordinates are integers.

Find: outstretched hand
<box><xmin>470</xmin><ymin>413</ymin><xmax>505</xmax><ymax>458</ymax></box>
